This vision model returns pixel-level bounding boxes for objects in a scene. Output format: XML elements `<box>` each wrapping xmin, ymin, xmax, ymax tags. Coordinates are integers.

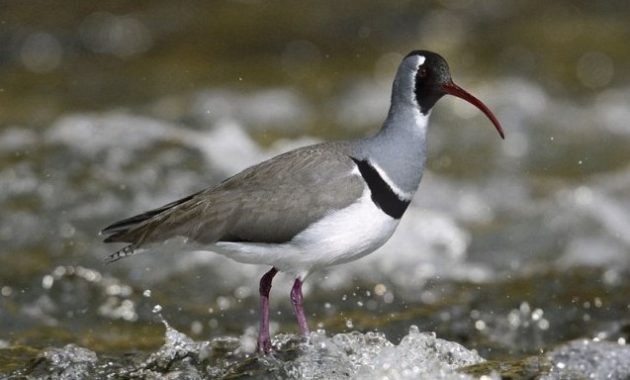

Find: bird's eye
<box><xmin>418</xmin><ymin>67</ymin><xmax>428</xmax><ymax>79</ymax></box>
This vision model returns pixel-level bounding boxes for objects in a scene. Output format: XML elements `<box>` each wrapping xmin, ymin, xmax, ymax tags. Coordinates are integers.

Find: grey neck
<box><xmin>356</xmin><ymin>104</ymin><xmax>430</xmax><ymax>196</ymax></box>
<box><xmin>351</xmin><ymin>53</ymin><xmax>431</xmax><ymax>196</ymax></box>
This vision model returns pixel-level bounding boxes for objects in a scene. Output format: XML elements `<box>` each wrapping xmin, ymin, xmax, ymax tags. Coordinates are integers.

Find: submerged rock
<box><xmin>27</xmin><ymin>344</ymin><xmax>98</xmax><ymax>379</ymax></box>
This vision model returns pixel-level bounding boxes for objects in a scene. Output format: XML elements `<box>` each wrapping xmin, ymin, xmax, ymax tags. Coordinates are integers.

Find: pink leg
<box><xmin>258</xmin><ymin>267</ymin><xmax>278</xmax><ymax>354</ymax></box>
<box><xmin>290</xmin><ymin>278</ymin><xmax>310</xmax><ymax>335</ymax></box>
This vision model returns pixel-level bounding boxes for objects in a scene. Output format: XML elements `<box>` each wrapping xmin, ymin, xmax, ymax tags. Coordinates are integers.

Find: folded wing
<box><xmin>101</xmin><ymin>142</ymin><xmax>364</xmax><ymax>259</ymax></box>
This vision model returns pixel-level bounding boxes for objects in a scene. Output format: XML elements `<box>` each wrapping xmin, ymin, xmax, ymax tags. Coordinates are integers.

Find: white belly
<box><xmin>211</xmin><ymin>189</ymin><xmax>399</xmax><ymax>277</ymax></box>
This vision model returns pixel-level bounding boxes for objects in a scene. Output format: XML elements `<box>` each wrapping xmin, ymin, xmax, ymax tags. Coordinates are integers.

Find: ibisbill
<box><xmin>101</xmin><ymin>50</ymin><xmax>505</xmax><ymax>354</ymax></box>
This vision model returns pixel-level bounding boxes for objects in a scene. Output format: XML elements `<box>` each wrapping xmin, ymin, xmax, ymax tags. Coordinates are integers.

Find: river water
<box><xmin>1</xmin><ymin>2</ymin><xmax>630</xmax><ymax>379</ymax></box>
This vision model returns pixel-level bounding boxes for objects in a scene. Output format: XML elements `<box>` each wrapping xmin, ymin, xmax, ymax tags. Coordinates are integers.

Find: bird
<box><xmin>101</xmin><ymin>50</ymin><xmax>504</xmax><ymax>354</ymax></box>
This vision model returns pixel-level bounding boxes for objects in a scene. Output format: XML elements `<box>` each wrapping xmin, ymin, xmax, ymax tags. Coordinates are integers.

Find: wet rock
<box><xmin>29</xmin><ymin>344</ymin><xmax>97</xmax><ymax>379</ymax></box>
<box><xmin>118</xmin><ymin>320</ymin><xmax>211</xmax><ymax>378</ymax></box>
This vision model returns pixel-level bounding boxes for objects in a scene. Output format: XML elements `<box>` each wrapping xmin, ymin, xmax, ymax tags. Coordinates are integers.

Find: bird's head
<box><xmin>397</xmin><ymin>50</ymin><xmax>504</xmax><ymax>139</ymax></box>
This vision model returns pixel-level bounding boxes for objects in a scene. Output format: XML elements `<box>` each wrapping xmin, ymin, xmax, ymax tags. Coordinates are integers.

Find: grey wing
<box><xmin>220</xmin><ymin>144</ymin><xmax>364</xmax><ymax>243</ymax></box>
<box><xmin>102</xmin><ymin>142</ymin><xmax>364</xmax><ymax>251</ymax></box>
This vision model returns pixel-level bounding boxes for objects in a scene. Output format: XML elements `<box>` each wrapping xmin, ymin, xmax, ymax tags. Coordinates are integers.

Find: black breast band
<box><xmin>350</xmin><ymin>157</ymin><xmax>410</xmax><ymax>219</ymax></box>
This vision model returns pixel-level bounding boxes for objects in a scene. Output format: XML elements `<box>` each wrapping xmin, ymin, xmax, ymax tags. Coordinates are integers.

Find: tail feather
<box><xmin>101</xmin><ymin>211</ymin><xmax>161</xmax><ymax>235</ymax></box>
<box><xmin>105</xmin><ymin>244</ymin><xmax>141</xmax><ymax>263</ymax></box>
<box><xmin>101</xmin><ymin>191</ymin><xmax>200</xmax><ymax>243</ymax></box>
<box><xmin>101</xmin><ymin>193</ymin><xmax>197</xmax><ymax>235</ymax></box>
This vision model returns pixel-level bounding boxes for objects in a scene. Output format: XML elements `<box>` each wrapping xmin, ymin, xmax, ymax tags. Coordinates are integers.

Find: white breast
<box><xmin>212</xmin><ymin>188</ymin><xmax>399</xmax><ymax>278</ymax></box>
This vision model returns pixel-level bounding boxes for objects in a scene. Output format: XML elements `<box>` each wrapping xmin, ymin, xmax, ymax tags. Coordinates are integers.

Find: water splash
<box><xmin>542</xmin><ymin>339</ymin><xmax>630</xmax><ymax>380</ymax></box>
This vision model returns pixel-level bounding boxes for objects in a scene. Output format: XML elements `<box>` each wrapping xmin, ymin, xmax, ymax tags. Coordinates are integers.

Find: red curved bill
<box><xmin>442</xmin><ymin>81</ymin><xmax>505</xmax><ymax>139</ymax></box>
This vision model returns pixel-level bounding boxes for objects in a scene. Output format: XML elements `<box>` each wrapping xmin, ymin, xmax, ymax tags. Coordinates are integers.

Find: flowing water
<box><xmin>1</xmin><ymin>2</ymin><xmax>630</xmax><ymax>379</ymax></box>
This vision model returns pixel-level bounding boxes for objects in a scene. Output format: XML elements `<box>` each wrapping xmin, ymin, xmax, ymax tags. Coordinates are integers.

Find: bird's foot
<box><xmin>257</xmin><ymin>335</ymin><xmax>273</xmax><ymax>354</ymax></box>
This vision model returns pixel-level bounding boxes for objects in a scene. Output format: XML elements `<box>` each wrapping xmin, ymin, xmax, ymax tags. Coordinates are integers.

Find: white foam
<box><xmin>285</xmin><ymin>326</ymin><xmax>484</xmax><ymax>380</ymax></box>
<box><xmin>542</xmin><ymin>339</ymin><xmax>630</xmax><ymax>380</ymax></box>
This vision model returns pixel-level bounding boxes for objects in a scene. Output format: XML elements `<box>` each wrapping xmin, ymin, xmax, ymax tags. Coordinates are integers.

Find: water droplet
<box><xmin>42</xmin><ymin>275</ymin><xmax>54</xmax><ymax>289</ymax></box>
<box><xmin>508</xmin><ymin>310</ymin><xmax>521</xmax><ymax>327</ymax></box>
<box><xmin>143</xmin><ymin>289</ymin><xmax>152</xmax><ymax>297</ymax></box>
<box><xmin>374</xmin><ymin>283</ymin><xmax>387</xmax><ymax>296</ymax></box>
<box><xmin>538</xmin><ymin>319</ymin><xmax>550</xmax><ymax>330</ymax></box>
<box><xmin>191</xmin><ymin>320</ymin><xmax>203</xmax><ymax>335</ymax></box>
<box><xmin>20</xmin><ymin>32</ymin><xmax>63</xmax><ymax>73</ymax></box>
<box><xmin>234</xmin><ymin>286</ymin><xmax>250</xmax><ymax>299</ymax></box>
<box><xmin>217</xmin><ymin>296</ymin><xmax>231</xmax><ymax>310</ymax></box>
<box><xmin>474</xmin><ymin>320</ymin><xmax>486</xmax><ymax>331</ymax></box>
<box><xmin>53</xmin><ymin>266</ymin><xmax>66</xmax><ymax>277</ymax></box>
<box><xmin>556</xmin><ymin>362</ymin><xmax>566</xmax><ymax>369</ymax></box>
<box><xmin>345</xmin><ymin>319</ymin><xmax>354</xmax><ymax>329</ymax></box>
<box><xmin>79</xmin><ymin>12</ymin><xmax>153</xmax><ymax>58</ymax></box>
<box><xmin>383</xmin><ymin>292</ymin><xmax>394</xmax><ymax>304</ymax></box>
<box><xmin>152</xmin><ymin>304</ymin><xmax>162</xmax><ymax>314</ymax></box>
<box><xmin>519</xmin><ymin>302</ymin><xmax>531</xmax><ymax>314</ymax></box>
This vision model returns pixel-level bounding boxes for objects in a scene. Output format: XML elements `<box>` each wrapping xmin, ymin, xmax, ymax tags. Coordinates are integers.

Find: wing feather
<box><xmin>101</xmin><ymin>142</ymin><xmax>364</xmax><ymax>251</ymax></box>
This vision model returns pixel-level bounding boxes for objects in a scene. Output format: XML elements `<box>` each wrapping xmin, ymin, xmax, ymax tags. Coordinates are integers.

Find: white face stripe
<box><xmin>409</xmin><ymin>55</ymin><xmax>425</xmax><ymax>84</ymax></box>
<box><xmin>368</xmin><ymin>160</ymin><xmax>414</xmax><ymax>201</ymax></box>
<box><xmin>405</xmin><ymin>54</ymin><xmax>426</xmax><ymax>108</ymax></box>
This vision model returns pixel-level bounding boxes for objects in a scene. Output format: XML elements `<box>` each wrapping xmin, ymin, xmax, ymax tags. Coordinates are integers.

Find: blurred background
<box><xmin>1</xmin><ymin>1</ymin><xmax>630</xmax><ymax>378</ymax></box>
